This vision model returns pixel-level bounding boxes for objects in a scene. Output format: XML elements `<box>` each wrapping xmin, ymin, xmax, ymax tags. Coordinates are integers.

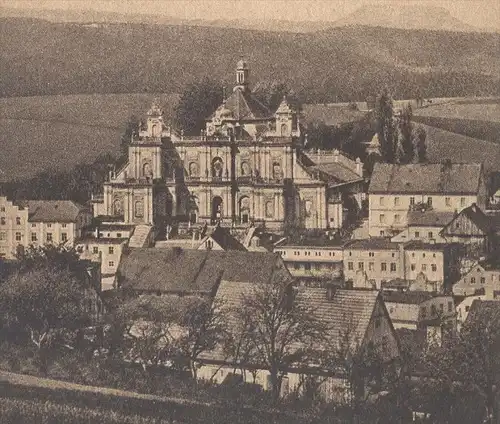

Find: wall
<box><xmin>392</xmin><ymin>226</ymin><xmax>447</xmax><ymax>243</ymax></box>
<box><xmin>0</xmin><ymin>197</ymin><xmax>29</xmax><ymax>259</ymax></box>
<box><xmin>344</xmin><ymin>248</ymin><xmax>401</xmax><ymax>288</ymax></box>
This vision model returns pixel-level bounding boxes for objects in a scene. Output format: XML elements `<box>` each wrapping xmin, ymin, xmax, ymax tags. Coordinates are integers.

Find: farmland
<box><xmin>0</xmin><ymin>93</ymin><xmax>178</xmax><ymax>180</ymax></box>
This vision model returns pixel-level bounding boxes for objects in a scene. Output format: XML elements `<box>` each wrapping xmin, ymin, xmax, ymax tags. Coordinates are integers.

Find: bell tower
<box><xmin>234</xmin><ymin>59</ymin><xmax>249</xmax><ymax>92</ymax></box>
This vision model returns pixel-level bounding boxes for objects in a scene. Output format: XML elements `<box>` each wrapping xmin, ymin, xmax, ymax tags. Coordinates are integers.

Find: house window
<box><xmin>428</xmin><ymin>232</ymin><xmax>433</xmax><ymax>239</ymax></box>
<box><xmin>456</xmin><ymin>222</ymin><xmax>460</xmax><ymax>229</ymax></box>
<box><xmin>93</xmin><ymin>246</ymin><xmax>99</xmax><ymax>254</ymax></box>
<box><xmin>439</xmin><ymin>304</ymin><xmax>444</xmax><ymax>313</ymax></box>
<box><xmin>410</xmin><ymin>197</ymin><xmax>415</xmax><ymax>206</ymax></box>
<box><xmin>394</xmin><ymin>197</ymin><xmax>400</xmax><ymax>206</ymax></box>
<box><xmin>109</xmin><ymin>261</ymin><xmax>114</xmax><ymax>267</ymax></box>
<box><xmin>480</xmin><ymin>277</ymin><xmax>486</xmax><ymax>284</ymax></box>
<box><xmin>414</xmin><ymin>231</ymin><xmax>420</xmax><ymax>238</ymax></box>
<box><xmin>394</xmin><ymin>214</ymin><xmax>401</xmax><ymax>224</ymax></box>
<box><xmin>0</xmin><ymin>232</ymin><xmax>5</xmax><ymax>240</ymax></box>
<box><xmin>431</xmin><ymin>305</ymin><xmax>437</xmax><ymax>316</ymax></box>
<box><xmin>422</xmin><ymin>264</ymin><xmax>427</xmax><ymax>272</ymax></box>
<box><xmin>379</xmin><ymin>197</ymin><xmax>385</xmax><ymax>206</ymax></box>
<box><xmin>117</xmin><ymin>233</ymin><xmax>122</xmax><ymax>238</ymax></box>
<box><xmin>0</xmin><ymin>217</ymin><xmax>5</xmax><ymax>225</ymax></box>
<box><xmin>465</xmin><ymin>306</ymin><xmax>470</xmax><ymax>312</ymax></box>
<box><xmin>15</xmin><ymin>232</ymin><xmax>22</xmax><ymax>242</ymax></box>
<box><xmin>445</xmin><ymin>197</ymin><xmax>451</xmax><ymax>207</ymax></box>
<box><xmin>421</xmin><ymin>307</ymin><xmax>427</xmax><ymax>318</ymax></box>
<box><xmin>61</xmin><ymin>233</ymin><xmax>67</xmax><ymax>242</ymax></box>
<box><xmin>427</xmin><ymin>197</ymin><xmax>433</xmax><ymax>207</ymax></box>
<box><xmin>358</xmin><ymin>262</ymin><xmax>364</xmax><ymax>271</ymax></box>
<box><xmin>348</xmin><ymin>262</ymin><xmax>354</xmax><ymax>271</ymax></box>
<box><xmin>380</xmin><ymin>230</ymin><xmax>385</xmax><ymax>236</ymax></box>
<box><xmin>31</xmin><ymin>233</ymin><xmax>37</xmax><ymax>242</ymax></box>
<box><xmin>471</xmin><ymin>277</ymin><xmax>476</xmax><ymax>284</ymax></box>
<box><xmin>16</xmin><ymin>217</ymin><xmax>21</xmax><ymax>225</ymax></box>
<box><xmin>0</xmin><ymin>206</ymin><xmax>4</xmax><ymax>212</ymax></box>
<box><xmin>390</xmin><ymin>263</ymin><xmax>397</xmax><ymax>272</ymax></box>
<box><xmin>431</xmin><ymin>264</ymin><xmax>437</xmax><ymax>272</ymax></box>
<box><xmin>369</xmin><ymin>252</ymin><xmax>374</xmax><ymax>257</ymax></box>
<box><xmin>411</xmin><ymin>264</ymin><xmax>416</xmax><ymax>271</ymax></box>
<box><xmin>109</xmin><ymin>246</ymin><xmax>114</xmax><ymax>254</ymax></box>
<box><xmin>381</xmin><ymin>263</ymin><xmax>387</xmax><ymax>272</ymax></box>
<box><xmin>62</xmin><ymin>223</ymin><xmax>67</xmax><ymax>228</ymax></box>
<box><xmin>47</xmin><ymin>223</ymin><xmax>52</xmax><ymax>228</ymax></box>
<box><xmin>379</xmin><ymin>214</ymin><xmax>386</xmax><ymax>224</ymax></box>
<box><xmin>368</xmin><ymin>262</ymin><xmax>374</xmax><ymax>271</ymax></box>
<box><xmin>46</xmin><ymin>233</ymin><xmax>53</xmax><ymax>242</ymax></box>
<box><xmin>304</xmin><ymin>263</ymin><xmax>311</xmax><ymax>271</ymax></box>
<box><xmin>294</xmin><ymin>263</ymin><xmax>300</xmax><ymax>270</ymax></box>
<box><xmin>460</xmin><ymin>197</ymin><xmax>466</xmax><ymax>207</ymax></box>
<box><xmin>31</xmin><ymin>223</ymin><xmax>36</xmax><ymax>227</ymax></box>
<box><xmin>448</xmin><ymin>301</ymin><xmax>453</xmax><ymax>312</ymax></box>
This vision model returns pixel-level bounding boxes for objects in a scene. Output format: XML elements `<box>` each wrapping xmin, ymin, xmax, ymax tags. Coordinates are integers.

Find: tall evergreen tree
<box><xmin>374</xmin><ymin>88</ymin><xmax>396</xmax><ymax>163</ymax></box>
<box><xmin>414</xmin><ymin>125</ymin><xmax>428</xmax><ymax>163</ymax></box>
<box><xmin>398</xmin><ymin>104</ymin><xmax>414</xmax><ymax>164</ymax></box>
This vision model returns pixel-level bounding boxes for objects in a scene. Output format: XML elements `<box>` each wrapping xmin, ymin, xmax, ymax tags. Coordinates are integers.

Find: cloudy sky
<box><xmin>4</xmin><ymin>0</ymin><xmax>500</xmax><ymax>30</ymax></box>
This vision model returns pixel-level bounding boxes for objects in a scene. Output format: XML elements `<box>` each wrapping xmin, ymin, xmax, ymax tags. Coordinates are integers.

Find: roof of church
<box><xmin>211</xmin><ymin>88</ymin><xmax>271</xmax><ymax>121</ymax></box>
<box><xmin>118</xmin><ymin>248</ymin><xmax>288</xmax><ymax>294</ymax></box>
<box><xmin>369</xmin><ymin>162</ymin><xmax>482</xmax><ymax>195</ymax></box>
<box><xmin>17</xmin><ymin>200</ymin><xmax>87</xmax><ymax>223</ymax></box>
<box><xmin>308</xmin><ymin>162</ymin><xmax>362</xmax><ymax>184</ymax></box>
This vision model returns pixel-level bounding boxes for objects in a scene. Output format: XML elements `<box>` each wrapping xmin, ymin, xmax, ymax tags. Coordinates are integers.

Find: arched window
<box><xmin>272</xmin><ymin>162</ymin><xmax>282</xmax><ymax>181</ymax></box>
<box><xmin>212</xmin><ymin>196</ymin><xmax>223</xmax><ymax>223</ymax></box>
<box><xmin>134</xmin><ymin>200</ymin><xmax>144</xmax><ymax>218</ymax></box>
<box><xmin>152</xmin><ymin>123</ymin><xmax>160</xmax><ymax>137</ymax></box>
<box><xmin>239</xmin><ymin>196</ymin><xmax>250</xmax><ymax>224</ymax></box>
<box><xmin>211</xmin><ymin>157</ymin><xmax>224</xmax><ymax>178</ymax></box>
<box><xmin>305</xmin><ymin>200</ymin><xmax>313</xmax><ymax>218</ymax></box>
<box><xmin>189</xmin><ymin>162</ymin><xmax>199</xmax><ymax>178</ymax></box>
<box><xmin>143</xmin><ymin>162</ymin><xmax>152</xmax><ymax>178</ymax></box>
<box><xmin>265</xmin><ymin>201</ymin><xmax>274</xmax><ymax>218</ymax></box>
<box><xmin>241</xmin><ymin>161</ymin><xmax>250</xmax><ymax>176</ymax></box>
<box><xmin>113</xmin><ymin>199</ymin><xmax>123</xmax><ymax>216</ymax></box>
<box><xmin>280</xmin><ymin>123</ymin><xmax>288</xmax><ymax>136</ymax></box>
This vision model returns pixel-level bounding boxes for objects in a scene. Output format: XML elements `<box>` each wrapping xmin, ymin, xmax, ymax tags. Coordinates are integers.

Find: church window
<box><xmin>265</xmin><ymin>201</ymin><xmax>274</xmax><ymax>218</ymax></box>
<box><xmin>189</xmin><ymin>162</ymin><xmax>199</xmax><ymax>178</ymax></box>
<box><xmin>113</xmin><ymin>199</ymin><xmax>123</xmax><ymax>216</ymax></box>
<box><xmin>211</xmin><ymin>157</ymin><xmax>224</xmax><ymax>178</ymax></box>
<box><xmin>280</xmin><ymin>123</ymin><xmax>288</xmax><ymax>136</ymax></box>
<box><xmin>143</xmin><ymin>162</ymin><xmax>152</xmax><ymax>178</ymax></box>
<box><xmin>272</xmin><ymin>162</ymin><xmax>282</xmax><ymax>181</ymax></box>
<box><xmin>305</xmin><ymin>200</ymin><xmax>313</xmax><ymax>218</ymax></box>
<box><xmin>240</xmin><ymin>161</ymin><xmax>250</xmax><ymax>176</ymax></box>
<box><xmin>134</xmin><ymin>200</ymin><xmax>144</xmax><ymax>218</ymax></box>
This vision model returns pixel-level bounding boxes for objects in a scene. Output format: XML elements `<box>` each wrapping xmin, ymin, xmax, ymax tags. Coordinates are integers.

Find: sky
<box><xmin>3</xmin><ymin>0</ymin><xmax>500</xmax><ymax>30</ymax></box>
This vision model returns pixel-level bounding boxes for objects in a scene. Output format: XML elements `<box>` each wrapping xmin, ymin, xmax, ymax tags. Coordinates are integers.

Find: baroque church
<box><xmin>92</xmin><ymin>60</ymin><xmax>365</xmax><ymax>235</ymax></box>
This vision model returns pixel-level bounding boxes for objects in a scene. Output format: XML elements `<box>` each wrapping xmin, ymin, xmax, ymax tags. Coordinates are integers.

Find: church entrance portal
<box><xmin>212</xmin><ymin>196</ymin><xmax>223</xmax><ymax>224</ymax></box>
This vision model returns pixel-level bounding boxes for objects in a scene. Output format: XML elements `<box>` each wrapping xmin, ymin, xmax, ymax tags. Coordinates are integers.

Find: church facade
<box><xmin>92</xmin><ymin>61</ymin><xmax>364</xmax><ymax>234</ymax></box>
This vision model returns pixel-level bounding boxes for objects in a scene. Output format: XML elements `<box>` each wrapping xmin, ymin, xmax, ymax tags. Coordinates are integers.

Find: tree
<box><xmin>234</xmin><ymin>277</ymin><xmax>327</xmax><ymax>403</ymax></box>
<box><xmin>375</xmin><ymin>88</ymin><xmax>396</xmax><ymax>163</ymax></box>
<box><xmin>398</xmin><ymin>104</ymin><xmax>414</xmax><ymax>164</ymax></box>
<box><xmin>0</xmin><ymin>246</ymin><xmax>94</xmax><ymax>372</ymax></box>
<box><xmin>107</xmin><ymin>295</ymin><xmax>179</xmax><ymax>373</ymax></box>
<box><xmin>253</xmin><ymin>80</ymin><xmax>299</xmax><ymax>112</ymax></box>
<box><xmin>174</xmin><ymin>297</ymin><xmax>227</xmax><ymax>384</ymax></box>
<box><xmin>414</xmin><ymin>125</ymin><xmax>428</xmax><ymax>163</ymax></box>
<box><xmin>174</xmin><ymin>78</ymin><xmax>223</xmax><ymax>135</ymax></box>
<box><xmin>117</xmin><ymin>116</ymin><xmax>139</xmax><ymax>168</ymax></box>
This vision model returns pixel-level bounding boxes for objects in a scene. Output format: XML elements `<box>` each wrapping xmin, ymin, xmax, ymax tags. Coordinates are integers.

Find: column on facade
<box><xmin>224</xmin><ymin>146</ymin><xmax>230</xmax><ymax>180</ymax></box>
<box><xmin>155</xmin><ymin>148</ymin><xmax>161</xmax><ymax>179</ymax></box>
<box><xmin>259</xmin><ymin>190</ymin><xmax>264</xmax><ymax>221</ymax></box>
<box><xmin>267</xmin><ymin>147</ymin><xmax>272</xmax><ymax>181</ymax></box>
<box><xmin>283</xmin><ymin>146</ymin><xmax>288</xmax><ymax>179</ymax></box>
<box><xmin>274</xmin><ymin>192</ymin><xmax>279</xmax><ymax>221</ymax></box>
<box><xmin>134</xmin><ymin>148</ymin><xmax>140</xmax><ymax>178</ymax></box>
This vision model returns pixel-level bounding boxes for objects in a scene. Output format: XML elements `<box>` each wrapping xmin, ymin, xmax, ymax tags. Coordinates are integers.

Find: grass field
<box><xmin>0</xmin><ymin>93</ymin><xmax>178</xmax><ymax>180</ymax></box>
<box><xmin>413</xmin><ymin>101</ymin><xmax>500</xmax><ymax>122</ymax></box>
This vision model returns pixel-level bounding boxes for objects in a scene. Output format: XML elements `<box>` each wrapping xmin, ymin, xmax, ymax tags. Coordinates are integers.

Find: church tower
<box><xmin>234</xmin><ymin>59</ymin><xmax>250</xmax><ymax>92</ymax></box>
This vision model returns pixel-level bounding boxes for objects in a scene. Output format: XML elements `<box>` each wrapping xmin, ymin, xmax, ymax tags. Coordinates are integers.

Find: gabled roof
<box><xmin>202</xmin><ymin>226</ymin><xmax>246</xmax><ymax>251</ymax></box>
<box><xmin>18</xmin><ymin>200</ymin><xmax>87</xmax><ymax>223</ymax></box>
<box><xmin>407</xmin><ymin>210</ymin><xmax>455</xmax><ymax>228</ymax></box>
<box><xmin>307</xmin><ymin>162</ymin><xmax>363</xmax><ymax>185</ymax></box>
<box><xmin>369</xmin><ymin>162</ymin><xmax>482</xmax><ymax>195</ymax></box>
<box><xmin>344</xmin><ymin>238</ymin><xmax>398</xmax><ymax>251</ymax></box>
<box><xmin>442</xmin><ymin>203</ymin><xmax>494</xmax><ymax>235</ymax></box>
<box><xmin>118</xmin><ymin>248</ymin><xmax>288</xmax><ymax>295</ymax></box>
<box><xmin>211</xmin><ymin>88</ymin><xmax>271</xmax><ymax>121</ymax></box>
<box><xmin>382</xmin><ymin>290</ymin><xmax>435</xmax><ymax>305</ymax></box>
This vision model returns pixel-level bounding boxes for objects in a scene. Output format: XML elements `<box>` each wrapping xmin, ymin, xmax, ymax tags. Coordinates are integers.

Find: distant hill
<box><xmin>1</xmin><ymin>5</ymin><xmax>496</xmax><ymax>33</ymax></box>
<box><xmin>332</xmin><ymin>5</ymin><xmax>478</xmax><ymax>32</ymax></box>
<box><xmin>0</xmin><ymin>18</ymin><xmax>499</xmax><ymax>101</ymax></box>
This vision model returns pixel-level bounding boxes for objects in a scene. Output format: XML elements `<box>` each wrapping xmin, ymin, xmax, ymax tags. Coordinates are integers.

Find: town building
<box><xmin>342</xmin><ymin>238</ymin><xmax>461</xmax><ymax>292</ymax></box>
<box><xmin>198</xmin><ymin>286</ymin><xmax>400</xmax><ymax>402</ymax></box>
<box><xmin>274</xmin><ymin>240</ymin><xmax>344</xmax><ymax>285</ymax></box>
<box><xmin>91</xmin><ymin>60</ymin><xmax>365</xmax><ymax>240</ymax></box>
<box><xmin>368</xmin><ymin>162</ymin><xmax>487</xmax><ymax>237</ymax></box>
<box><xmin>391</xmin><ymin>210</ymin><xmax>453</xmax><ymax>243</ymax></box>
<box><xmin>452</xmin><ymin>259</ymin><xmax>500</xmax><ymax>298</ymax></box>
<box><xmin>0</xmin><ymin>196</ymin><xmax>91</xmax><ymax>259</ymax></box>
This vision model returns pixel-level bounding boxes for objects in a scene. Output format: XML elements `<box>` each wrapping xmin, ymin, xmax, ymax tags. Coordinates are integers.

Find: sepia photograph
<box><xmin>0</xmin><ymin>0</ymin><xmax>499</xmax><ymax>422</ymax></box>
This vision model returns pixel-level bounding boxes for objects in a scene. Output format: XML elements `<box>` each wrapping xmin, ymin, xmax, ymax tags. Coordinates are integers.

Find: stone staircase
<box><xmin>128</xmin><ymin>225</ymin><xmax>153</xmax><ymax>248</ymax></box>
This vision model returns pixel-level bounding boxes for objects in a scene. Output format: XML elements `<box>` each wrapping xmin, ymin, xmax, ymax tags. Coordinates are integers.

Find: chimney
<box><xmin>326</xmin><ymin>283</ymin><xmax>337</xmax><ymax>301</ymax></box>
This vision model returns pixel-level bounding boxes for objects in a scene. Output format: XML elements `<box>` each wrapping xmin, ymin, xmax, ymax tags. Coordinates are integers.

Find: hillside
<box><xmin>0</xmin><ymin>18</ymin><xmax>499</xmax><ymax>101</ymax></box>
